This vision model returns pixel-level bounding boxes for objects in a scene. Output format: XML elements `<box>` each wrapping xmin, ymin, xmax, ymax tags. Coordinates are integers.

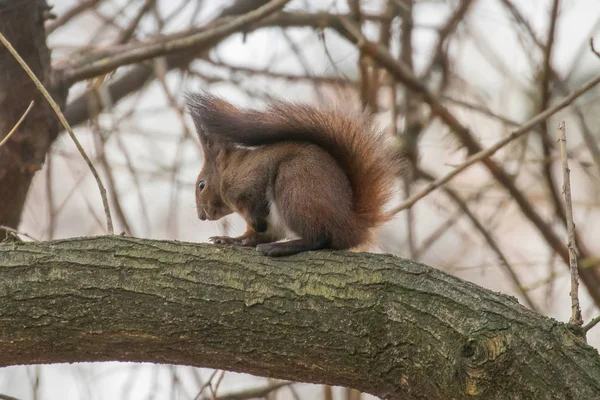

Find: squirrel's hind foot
<box><xmin>257</xmin><ymin>238</ymin><xmax>329</xmax><ymax>257</ymax></box>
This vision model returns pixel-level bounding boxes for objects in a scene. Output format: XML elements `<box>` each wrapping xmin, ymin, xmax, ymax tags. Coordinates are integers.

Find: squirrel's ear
<box><xmin>194</xmin><ymin>124</ymin><xmax>225</xmax><ymax>159</ymax></box>
<box><xmin>216</xmin><ymin>146</ymin><xmax>231</xmax><ymax>170</ymax></box>
<box><xmin>196</xmin><ymin>125</ymin><xmax>210</xmax><ymax>148</ymax></box>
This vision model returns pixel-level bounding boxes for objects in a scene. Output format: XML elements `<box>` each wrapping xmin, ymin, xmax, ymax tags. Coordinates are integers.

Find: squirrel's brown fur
<box><xmin>187</xmin><ymin>92</ymin><xmax>400</xmax><ymax>256</ymax></box>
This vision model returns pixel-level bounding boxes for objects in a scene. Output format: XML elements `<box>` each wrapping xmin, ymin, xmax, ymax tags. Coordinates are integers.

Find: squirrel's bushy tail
<box><xmin>187</xmin><ymin>92</ymin><xmax>401</xmax><ymax>232</ymax></box>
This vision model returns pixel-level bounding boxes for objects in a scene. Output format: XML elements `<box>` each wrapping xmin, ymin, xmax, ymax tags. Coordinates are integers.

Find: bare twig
<box><xmin>91</xmin><ymin>119</ymin><xmax>134</xmax><ymax>235</ymax></box>
<box><xmin>210</xmin><ymin>370</ymin><xmax>226</xmax><ymax>400</ymax></box>
<box><xmin>0</xmin><ymin>31</ymin><xmax>114</xmax><ymax>234</ymax></box>
<box><xmin>583</xmin><ymin>315</ymin><xmax>600</xmax><ymax>333</ymax></box>
<box><xmin>538</xmin><ymin>0</ymin><xmax>561</xmax><ymax>191</ymax></box>
<box><xmin>0</xmin><ymin>101</ymin><xmax>34</xmax><ymax>148</ymax></box>
<box><xmin>441</xmin><ymin>95</ymin><xmax>519</xmax><ymax>127</ymax></box>
<box><xmin>535</xmin><ymin>1</ymin><xmax>568</xmax><ymax>294</ymax></box>
<box><xmin>558</xmin><ymin>121</ymin><xmax>582</xmax><ymax>326</ymax></box>
<box><xmin>194</xmin><ymin>370</ymin><xmax>219</xmax><ymax>400</ymax></box>
<box><xmin>0</xmin><ymin>225</ymin><xmax>38</xmax><ymax>242</ymax></box>
<box><xmin>398</xmin><ymin>0</ymin><xmax>419</xmax><ymax>260</ymax></box>
<box><xmin>386</xmin><ymin>73</ymin><xmax>600</xmax><ymax>215</ymax></box>
<box><xmin>204</xmin><ymin>59</ymin><xmax>354</xmax><ymax>85</ymax></box>
<box><xmin>350</xmin><ymin>0</ymin><xmax>376</xmax><ymax>110</ymax></box>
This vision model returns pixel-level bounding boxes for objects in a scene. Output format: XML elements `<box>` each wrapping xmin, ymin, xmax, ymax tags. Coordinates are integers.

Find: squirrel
<box><xmin>186</xmin><ymin>92</ymin><xmax>401</xmax><ymax>257</ymax></box>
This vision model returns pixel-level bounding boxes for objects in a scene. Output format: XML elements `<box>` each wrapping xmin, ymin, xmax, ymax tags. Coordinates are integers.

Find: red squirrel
<box><xmin>187</xmin><ymin>92</ymin><xmax>400</xmax><ymax>257</ymax></box>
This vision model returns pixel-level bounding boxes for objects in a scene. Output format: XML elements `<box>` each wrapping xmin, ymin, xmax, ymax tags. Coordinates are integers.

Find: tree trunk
<box><xmin>0</xmin><ymin>0</ymin><xmax>65</xmax><ymax>232</ymax></box>
<box><xmin>1</xmin><ymin>236</ymin><xmax>599</xmax><ymax>399</ymax></box>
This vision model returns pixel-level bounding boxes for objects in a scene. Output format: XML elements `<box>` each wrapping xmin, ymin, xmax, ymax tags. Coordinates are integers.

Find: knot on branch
<box><xmin>458</xmin><ymin>331</ymin><xmax>513</xmax><ymax>396</ymax></box>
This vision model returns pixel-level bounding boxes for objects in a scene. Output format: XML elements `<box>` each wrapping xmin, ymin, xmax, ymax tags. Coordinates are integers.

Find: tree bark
<box><xmin>0</xmin><ymin>0</ymin><xmax>66</xmax><ymax>232</ymax></box>
<box><xmin>1</xmin><ymin>236</ymin><xmax>599</xmax><ymax>399</ymax></box>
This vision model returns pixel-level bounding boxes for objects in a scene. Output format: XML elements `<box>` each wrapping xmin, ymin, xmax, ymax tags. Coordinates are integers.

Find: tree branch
<box><xmin>58</xmin><ymin>0</ymin><xmax>291</xmax><ymax>86</ymax></box>
<box><xmin>61</xmin><ymin>8</ymin><xmax>324</xmax><ymax>127</ymax></box>
<box><xmin>1</xmin><ymin>236</ymin><xmax>599</xmax><ymax>400</ymax></box>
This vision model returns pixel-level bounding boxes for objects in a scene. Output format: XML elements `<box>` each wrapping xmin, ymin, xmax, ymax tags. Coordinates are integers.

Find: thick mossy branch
<box><xmin>0</xmin><ymin>236</ymin><xmax>599</xmax><ymax>399</ymax></box>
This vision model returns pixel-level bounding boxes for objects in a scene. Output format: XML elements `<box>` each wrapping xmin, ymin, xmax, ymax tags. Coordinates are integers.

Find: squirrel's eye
<box><xmin>198</xmin><ymin>180</ymin><xmax>206</xmax><ymax>191</ymax></box>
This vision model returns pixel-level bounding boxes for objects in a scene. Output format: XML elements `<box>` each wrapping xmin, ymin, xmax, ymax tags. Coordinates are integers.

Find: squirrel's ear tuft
<box><xmin>185</xmin><ymin>91</ymin><xmax>210</xmax><ymax>141</ymax></box>
<box><xmin>185</xmin><ymin>91</ymin><xmax>231</xmax><ymax>143</ymax></box>
<box><xmin>185</xmin><ymin>91</ymin><xmax>243</xmax><ymax>155</ymax></box>
<box><xmin>186</xmin><ymin>91</ymin><xmax>235</xmax><ymax>155</ymax></box>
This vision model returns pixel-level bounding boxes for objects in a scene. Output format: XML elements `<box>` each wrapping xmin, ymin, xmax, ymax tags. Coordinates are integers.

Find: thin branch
<box><xmin>535</xmin><ymin>1</ymin><xmax>569</xmax><ymax>294</ymax></box>
<box><xmin>558</xmin><ymin>121</ymin><xmax>582</xmax><ymax>327</ymax></box>
<box><xmin>591</xmin><ymin>37</ymin><xmax>600</xmax><ymax>59</ymax></box>
<box><xmin>61</xmin><ymin>0</ymin><xmax>291</xmax><ymax>85</ymax></box>
<box><xmin>0</xmin><ymin>101</ymin><xmax>34</xmax><ymax>148</ymax></box>
<box><xmin>209</xmin><ymin>370</ymin><xmax>226</xmax><ymax>400</ymax></box>
<box><xmin>583</xmin><ymin>315</ymin><xmax>600</xmax><ymax>333</ymax></box>
<box><xmin>350</xmin><ymin>0</ymin><xmax>375</xmax><ymax>111</ymax></box>
<box><xmin>91</xmin><ymin>119</ymin><xmax>134</xmax><ymax>236</ymax></box>
<box><xmin>399</xmin><ymin>0</ymin><xmax>418</xmax><ymax>260</ymax></box>
<box><xmin>204</xmin><ymin>59</ymin><xmax>354</xmax><ymax>85</ymax></box>
<box><xmin>0</xmin><ymin>225</ymin><xmax>39</xmax><ymax>242</ymax></box>
<box><xmin>0</xmin><ymin>31</ymin><xmax>114</xmax><ymax>234</ymax></box>
<box><xmin>387</xmin><ymin>73</ymin><xmax>600</xmax><ymax>215</ymax></box>
<box><xmin>194</xmin><ymin>370</ymin><xmax>219</xmax><ymax>400</ymax></box>
<box><xmin>441</xmin><ymin>95</ymin><xmax>519</xmax><ymax>127</ymax></box>
<box><xmin>537</xmin><ymin>0</ymin><xmax>563</xmax><ymax>218</ymax></box>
